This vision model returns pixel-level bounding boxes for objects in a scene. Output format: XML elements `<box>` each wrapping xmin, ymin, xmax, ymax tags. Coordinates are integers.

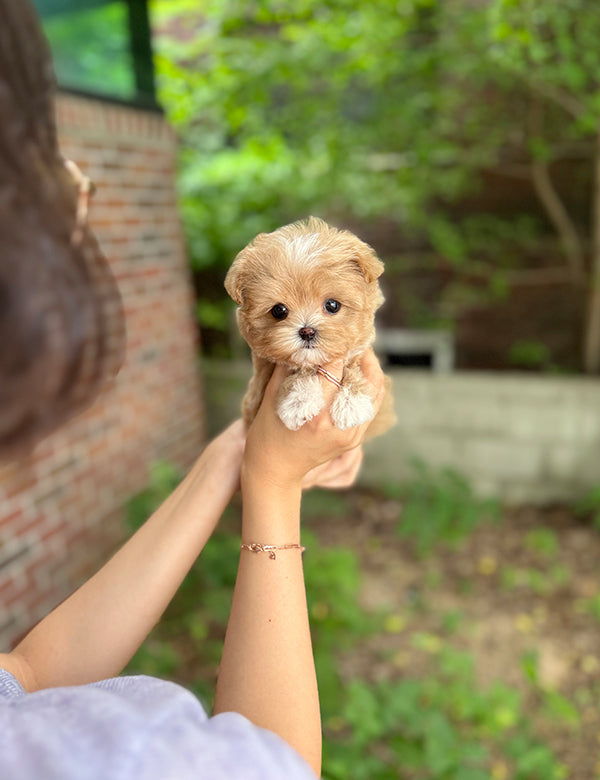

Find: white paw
<box><xmin>330</xmin><ymin>388</ymin><xmax>374</xmax><ymax>430</ymax></box>
<box><xmin>277</xmin><ymin>374</ymin><xmax>325</xmax><ymax>430</ymax></box>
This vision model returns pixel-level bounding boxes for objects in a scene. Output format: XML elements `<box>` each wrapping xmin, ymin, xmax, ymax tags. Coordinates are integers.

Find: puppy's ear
<box><xmin>352</xmin><ymin>243</ymin><xmax>384</xmax><ymax>284</ymax></box>
<box><xmin>224</xmin><ymin>254</ymin><xmax>246</xmax><ymax>305</ymax></box>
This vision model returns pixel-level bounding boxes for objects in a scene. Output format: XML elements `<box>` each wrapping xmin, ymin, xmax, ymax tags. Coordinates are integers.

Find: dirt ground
<box><xmin>310</xmin><ymin>492</ymin><xmax>600</xmax><ymax>780</ymax></box>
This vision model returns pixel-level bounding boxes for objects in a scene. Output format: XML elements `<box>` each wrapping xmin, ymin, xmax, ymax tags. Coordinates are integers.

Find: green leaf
<box><xmin>543</xmin><ymin>690</ymin><xmax>581</xmax><ymax>729</ymax></box>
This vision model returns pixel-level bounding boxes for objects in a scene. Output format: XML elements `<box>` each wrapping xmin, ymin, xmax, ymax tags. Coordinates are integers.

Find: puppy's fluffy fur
<box><xmin>225</xmin><ymin>217</ymin><xmax>395</xmax><ymax>436</ymax></box>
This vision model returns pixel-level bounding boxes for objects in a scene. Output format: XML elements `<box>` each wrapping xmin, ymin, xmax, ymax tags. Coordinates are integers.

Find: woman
<box><xmin>0</xmin><ymin>2</ymin><xmax>386</xmax><ymax>776</ymax></box>
<box><xmin>0</xmin><ymin>354</ymin><xmax>384</xmax><ymax>779</ymax></box>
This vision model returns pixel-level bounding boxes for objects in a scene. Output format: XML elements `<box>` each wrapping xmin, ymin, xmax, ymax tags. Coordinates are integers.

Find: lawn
<box><xmin>126</xmin><ymin>463</ymin><xmax>600</xmax><ymax>779</ymax></box>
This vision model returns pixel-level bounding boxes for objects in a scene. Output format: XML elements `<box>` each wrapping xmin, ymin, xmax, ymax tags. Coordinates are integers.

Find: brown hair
<box><xmin>0</xmin><ymin>0</ymin><xmax>125</xmax><ymax>459</ymax></box>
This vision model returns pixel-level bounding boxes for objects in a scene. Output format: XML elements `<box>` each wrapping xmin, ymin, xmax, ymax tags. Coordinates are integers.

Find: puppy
<box><xmin>225</xmin><ymin>217</ymin><xmax>394</xmax><ymax>436</ymax></box>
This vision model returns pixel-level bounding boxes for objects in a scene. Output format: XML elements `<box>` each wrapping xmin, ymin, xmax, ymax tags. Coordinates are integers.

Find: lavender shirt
<box><xmin>0</xmin><ymin>669</ymin><xmax>317</xmax><ymax>779</ymax></box>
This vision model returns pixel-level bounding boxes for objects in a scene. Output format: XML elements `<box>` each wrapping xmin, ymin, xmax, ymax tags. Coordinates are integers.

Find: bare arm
<box><xmin>0</xmin><ymin>420</ymin><xmax>246</xmax><ymax>693</ymax></box>
<box><xmin>213</xmin><ymin>351</ymin><xmax>385</xmax><ymax>777</ymax></box>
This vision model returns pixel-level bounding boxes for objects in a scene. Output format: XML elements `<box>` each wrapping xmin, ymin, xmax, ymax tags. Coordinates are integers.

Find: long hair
<box><xmin>0</xmin><ymin>0</ymin><xmax>125</xmax><ymax>458</ymax></box>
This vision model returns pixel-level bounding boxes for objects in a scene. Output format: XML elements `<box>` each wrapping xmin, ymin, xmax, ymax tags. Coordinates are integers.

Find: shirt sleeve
<box><xmin>0</xmin><ymin>669</ymin><xmax>317</xmax><ymax>780</ymax></box>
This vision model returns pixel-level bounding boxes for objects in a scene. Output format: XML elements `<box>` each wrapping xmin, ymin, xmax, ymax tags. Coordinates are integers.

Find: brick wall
<box><xmin>0</xmin><ymin>93</ymin><xmax>205</xmax><ymax>650</ymax></box>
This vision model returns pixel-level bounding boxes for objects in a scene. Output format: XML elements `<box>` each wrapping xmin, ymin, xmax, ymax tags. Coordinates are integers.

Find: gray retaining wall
<box><xmin>203</xmin><ymin>360</ymin><xmax>600</xmax><ymax>504</ymax></box>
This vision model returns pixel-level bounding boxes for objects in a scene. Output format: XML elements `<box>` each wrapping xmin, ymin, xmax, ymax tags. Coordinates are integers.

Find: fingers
<box><xmin>359</xmin><ymin>349</ymin><xmax>386</xmax><ymax>405</ymax></box>
<box><xmin>302</xmin><ymin>446</ymin><xmax>364</xmax><ymax>490</ymax></box>
<box><xmin>257</xmin><ymin>351</ymin><xmax>384</xmax><ymax>447</ymax></box>
<box><xmin>264</xmin><ymin>353</ymin><xmax>383</xmax><ymax>410</ymax></box>
<box><xmin>329</xmin><ymin>446</ymin><xmax>363</xmax><ymax>488</ymax></box>
<box><xmin>244</xmin><ymin>352</ymin><xmax>386</xmax><ymax>488</ymax></box>
<box><xmin>261</xmin><ymin>363</ymin><xmax>289</xmax><ymax>402</ymax></box>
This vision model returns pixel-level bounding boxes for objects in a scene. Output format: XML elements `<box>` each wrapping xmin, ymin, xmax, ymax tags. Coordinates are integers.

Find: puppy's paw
<box><xmin>330</xmin><ymin>387</ymin><xmax>374</xmax><ymax>430</ymax></box>
<box><xmin>277</xmin><ymin>373</ymin><xmax>325</xmax><ymax>430</ymax></box>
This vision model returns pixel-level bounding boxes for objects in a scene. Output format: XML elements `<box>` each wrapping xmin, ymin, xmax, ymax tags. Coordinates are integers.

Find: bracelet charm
<box><xmin>241</xmin><ymin>542</ymin><xmax>306</xmax><ymax>560</ymax></box>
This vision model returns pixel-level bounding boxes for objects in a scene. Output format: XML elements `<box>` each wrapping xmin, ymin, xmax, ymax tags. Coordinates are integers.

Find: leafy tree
<box><xmin>484</xmin><ymin>0</ymin><xmax>600</xmax><ymax>370</ymax></box>
<box><xmin>38</xmin><ymin>2</ymin><xmax>136</xmax><ymax>99</ymax></box>
<box><xmin>151</xmin><ymin>0</ymin><xmax>600</xmax><ymax>370</ymax></box>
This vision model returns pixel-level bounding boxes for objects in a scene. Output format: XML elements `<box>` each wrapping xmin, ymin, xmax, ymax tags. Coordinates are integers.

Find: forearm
<box><xmin>211</xmin><ymin>355</ymin><xmax>384</xmax><ymax>776</ymax></box>
<box><xmin>213</xmin><ymin>478</ymin><xmax>321</xmax><ymax>776</ymax></box>
<box><xmin>4</xmin><ymin>425</ymin><xmax>244</xmax><ymax>692</ymax></box>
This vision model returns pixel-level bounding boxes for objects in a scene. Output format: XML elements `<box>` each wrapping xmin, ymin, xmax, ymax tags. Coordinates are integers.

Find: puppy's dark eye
<box><xmin>324</xmin><ymin>299</ymin><xmax>341</xmax><ymax>314</ymax></box>
<box><xmin>270</xmin><ymin>303</ymin><xmax>289</xmax><ymax>320</ymax></box>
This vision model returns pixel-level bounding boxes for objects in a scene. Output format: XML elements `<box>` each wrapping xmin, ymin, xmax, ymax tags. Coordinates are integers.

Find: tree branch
<box><xmin>531</xmin><ymin>158</ymin><xmax>586</xmax><ymax>283</ymax></box>
<box><xmin>528</xmin><ymin>98</ymin><xmax>586</xmax><ymax>284</ymax></box>
<box><xmin>584</xmin><ymin>126</ymin><xmax>600</xmax><ymax>372</ymax></box>
<box><xmin>519</xmin><ymin>72</ymin><xmax>586</xmax><ymax>119</ymax></box>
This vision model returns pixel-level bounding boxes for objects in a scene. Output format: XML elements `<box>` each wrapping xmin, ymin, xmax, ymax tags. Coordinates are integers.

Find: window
<box><xmin>32</xmin><ymin>0</ymin><xmax>157</xmax><ymax>107</ymax></box>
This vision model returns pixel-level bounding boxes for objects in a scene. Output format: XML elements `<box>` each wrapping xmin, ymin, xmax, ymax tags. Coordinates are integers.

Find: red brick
<box><xmin>0</xmin><ymin>93</ymin><xmax>205</xmax><ymax>648</ymax></box>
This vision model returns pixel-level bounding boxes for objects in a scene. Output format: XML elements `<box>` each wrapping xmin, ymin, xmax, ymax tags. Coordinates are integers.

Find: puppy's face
<box><xmin>225</xmin><ymin>218</ymin><xmax>384</xmax><ymax>367</ymax></box>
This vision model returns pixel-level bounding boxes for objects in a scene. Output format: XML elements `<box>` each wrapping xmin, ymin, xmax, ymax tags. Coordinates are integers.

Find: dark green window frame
<box><xmin>33</xmin><ymin>0</ymin><xmax>159</xmax><ymax>110</ymax></box>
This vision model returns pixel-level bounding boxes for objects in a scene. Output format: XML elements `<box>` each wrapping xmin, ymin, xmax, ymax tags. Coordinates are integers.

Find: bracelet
<box><xmin>316</xmin><ymin>365</ymin><xmax>343</xmax><ymax>389</ymax></box>
<box><xmin>241</xmin><ymin>542</ymin><xmax>306</xmax><ymax>560</ymax></box>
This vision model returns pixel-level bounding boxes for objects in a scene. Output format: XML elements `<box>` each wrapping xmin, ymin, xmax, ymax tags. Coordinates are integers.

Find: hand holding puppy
<box><xmin>215</xmin><ymin>352</ymin><xmax>387</xmax><ymax>777</ymax></box>
<box><xmin>243</xmin><ymin>350</ymin><xmax>387</xmax><ymax>493</ymax></box>
<box><xmin>225</xmin><ymin>217</ymin><xmax>395</xmax><ymax>438</ymax></box>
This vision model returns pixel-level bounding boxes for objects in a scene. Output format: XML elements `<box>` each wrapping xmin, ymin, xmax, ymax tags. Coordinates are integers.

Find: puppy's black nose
<box><xmin>299</xmin><ymin>326</ymin><xmax>316</xmax><ymax>342</ymax></box>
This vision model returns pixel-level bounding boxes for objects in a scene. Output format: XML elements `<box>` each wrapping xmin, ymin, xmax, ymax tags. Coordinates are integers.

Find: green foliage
<box><xmin>520</xmin><ymin>648</ymin><xmax>540</xmax><ymax>686</ymax></box>
<box><xmin>124</xmin><ymin>464</ymin><xmax>570</xmax><ymax>779</ymax></box>
<box><xmin>487</xmin><ymin>0</ymin><xmax>600</xmax><ymax>132</ymax></box>
<box><xmin>149</xmin><ymin>0</ymin><xmax>600</xmax><ymax>341</ymax></box>
<box><xmin>582</xmin><ymin>593</ymin><xmax>600</xmax><ymax>624</ymax></box>
<box><xmin>520</xmin><ymin>650</ymin><xmax>581</xmax><ymax>732</ymax></box>
<box><xmin>130</xmin><ymin>639</ymin><xmax>181</xmax><ymax>679</ymax></box>
<box><xmin>523</xmin><ymin>527</ymin><xmax>559</xmax><ymax>559</ymax></box>
<box><xmin>323</xmin><ymin>645</ymin><xmax>566</xmax><ymax>780</ymax></box>
<box><xmin>391</xmin><ymin>461</ymin><xmax>500</xmax><ymax>556</ymax></box>
<box><xmin>38</xmin><ymin>2</ymin><xmax>136</xmax><ymax>99</ymax></box>
<box><xmin>509</xmin><ymin>340</ymin><xmax>554</xmax><ymax>371</ymax></box>
<box><xmin>304</xmin><ymin>527</ymin><xmax>381</xmax><ymax>648</ymax></box>
<box><xmin>574</xmin><ymin>483</ymin><xmax>600</xmax><ymax>530</ymax></box>
<box><xmin>501</xmin><ymin>560</ymin><xmax>570</xmax><ymax>596</ymax></box>
<box><xmin>301</xmin><ymin>488</ymin><xmax>351</xmax><ymax>519</ymax></box>
<box><xmin>542</xmin><ymin>690</ymin><xmax>581</xmax><ymax>731</ymax></box>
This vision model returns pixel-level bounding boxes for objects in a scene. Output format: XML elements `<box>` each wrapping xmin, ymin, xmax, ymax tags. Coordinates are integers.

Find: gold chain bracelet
<box><xmin>316</xmin><ymin>365</ymin><xmax>343</xmax><ymax>389</ymax></box>
<box><xmin>241</xmin><ymin>542</ymin><xmax>306</xmax><ymax>560</ymax></box>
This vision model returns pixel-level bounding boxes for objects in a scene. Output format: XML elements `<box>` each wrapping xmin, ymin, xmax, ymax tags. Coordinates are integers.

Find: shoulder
<box><xmin>0</xmin><ymin>671</ymin><xmax>316</xmax><ymax>779</ymax></box>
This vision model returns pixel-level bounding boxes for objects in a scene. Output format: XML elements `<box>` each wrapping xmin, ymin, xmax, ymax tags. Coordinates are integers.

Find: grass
<box><xmin>384</xmin><ymin>459</ymin><xmax>500</xmax><ymax>558</ymax></box>
<box><xmin>124</xmin><ymin>463</ymin><xmax>599</xmax><ymax>779</ymax></box>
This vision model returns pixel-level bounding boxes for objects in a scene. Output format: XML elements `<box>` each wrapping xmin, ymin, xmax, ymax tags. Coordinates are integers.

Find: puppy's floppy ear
<box><xmin>224</xmin><ymin>253</ymin><xmax>247</xmax><ymax>305</ymax></box>
<box><xmin>352</xmin><ymin>242</ymin><xmax>384</xmax><ymax>284</ymax></box>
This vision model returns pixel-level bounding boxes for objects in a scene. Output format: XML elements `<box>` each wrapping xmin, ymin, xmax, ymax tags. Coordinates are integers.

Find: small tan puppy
<box><xmin>225</xmin><ymin>217</ymin><xmax>394</xmax><ymax>435</ymax></box>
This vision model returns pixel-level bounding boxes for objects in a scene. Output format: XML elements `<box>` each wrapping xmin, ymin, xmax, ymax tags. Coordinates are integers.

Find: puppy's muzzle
<box><xmin>299</xmin><ymin>326</ymin><xmax>317</xmax><ymax>343</ymax></box>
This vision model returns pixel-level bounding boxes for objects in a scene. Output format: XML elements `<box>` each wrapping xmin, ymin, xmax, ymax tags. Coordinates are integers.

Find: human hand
<box><xmin>302</xmin><ymin>446</ymin><xmax>364</xmax><ymax>490</ymax></box>
<box><xmin>195</xmin><ymin>418</ymin><xmax>246</xmax><ymax>501</ymax></box>
<box><xmin>243</xmin><ymin>350</ymin><xmax>385</xmax><ymax>492</ymax></box>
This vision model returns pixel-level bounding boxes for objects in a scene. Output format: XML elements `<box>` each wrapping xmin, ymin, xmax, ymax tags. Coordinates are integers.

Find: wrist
<box><xmin>241</xmin><ymin>470</ymin><xmax>302</xmax><ymax>545</ymax></box>
<box><xmin>188</xmin><ymin>423</ymin><xmax>245</xmax><ymax>505</ymax></box>
<box><xmin>241</xmin><ymin>459</ymin><xmax>304</xmax><ymax>497</ymax></box>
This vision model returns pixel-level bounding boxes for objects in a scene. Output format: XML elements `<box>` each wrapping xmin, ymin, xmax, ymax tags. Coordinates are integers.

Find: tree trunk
<box><xmin>531</xmin><ymin>159</ymin><xmax>586</xmax><ymax>284</ymax></box>
<box><xmin>583</xmin><ymin>127</ymin><xmax>600</xmax><ymax>373</ymax></box>
<box><xmin>528</xmin><ymin>98</ymin><xmax>586</xmax><ymax>286</ymax></box>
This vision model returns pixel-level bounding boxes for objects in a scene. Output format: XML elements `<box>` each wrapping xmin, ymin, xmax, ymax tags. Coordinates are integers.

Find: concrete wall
<box><xmin>363</xmin><ymin>370</ymin><xmax>600</xmax><ymax>504</ymax></box>
<box><xmin>203</xmin><ymin>360</ymin><xmax>600</xmax><ymax>505</ymax></box>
